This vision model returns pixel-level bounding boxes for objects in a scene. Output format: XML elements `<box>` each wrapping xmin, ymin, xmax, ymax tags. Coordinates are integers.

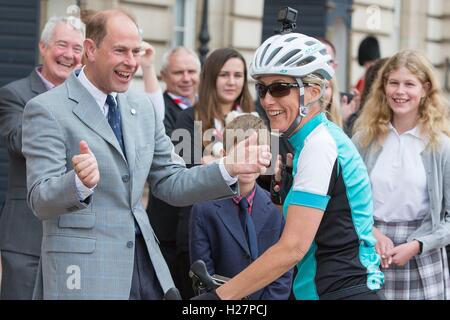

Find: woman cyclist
<box><xmin>193</xmin><ymin>32</ymin><xmax>384</xmax><ymax>300</ymax></box>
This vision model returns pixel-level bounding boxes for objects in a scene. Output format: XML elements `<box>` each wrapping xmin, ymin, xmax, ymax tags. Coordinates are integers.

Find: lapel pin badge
<box><xmin>130</xmin><ymin>108</ymin><xmax>136</xmax><ymax>115</ymax></box>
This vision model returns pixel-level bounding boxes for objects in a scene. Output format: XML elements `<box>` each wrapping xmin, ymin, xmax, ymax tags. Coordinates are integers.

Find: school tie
<box><xmin>106</xmin><ymin>94</ymin><xmax>125</xmax><ymax>155</ymax></box>
<box><xmin>239</xmin><ymin>198</ymin><xmax>259</xmax><ymax>261</ymax></box>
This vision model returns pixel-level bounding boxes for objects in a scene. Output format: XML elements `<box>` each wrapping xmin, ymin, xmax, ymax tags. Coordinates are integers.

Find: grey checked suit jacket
<box><xmin>22</xmin><ymin>71</ymin><xmax>237</xmax><ymax>299</ymax></box>
<box><xmin>0</xmin><ymin>69</ymin><xmax>46</xmax><ymax>256</ymax></box>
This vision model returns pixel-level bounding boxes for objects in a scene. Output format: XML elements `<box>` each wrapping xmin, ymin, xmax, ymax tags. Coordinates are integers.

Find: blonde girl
<box><xmin>353</xmin><ymin>50</ymin><xmax>450</xmax><ymax>300</ymax></box>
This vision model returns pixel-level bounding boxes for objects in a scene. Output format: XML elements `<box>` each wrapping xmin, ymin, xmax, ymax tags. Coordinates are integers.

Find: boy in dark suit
<box><xmin>189</xmin><ymin>114</ymin><xmax>293</xmax><ymax>300</ymax></box>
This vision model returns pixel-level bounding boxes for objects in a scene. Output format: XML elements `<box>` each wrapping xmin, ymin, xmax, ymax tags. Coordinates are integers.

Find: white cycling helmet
<box><xmin>249</xmin><ymin>33</ymin><xmax>335</xmax><ymax>136</ymax></box>
<box><xmin>249</xmin><ymin>33</ymin><xmax>334</xmax><ymax>80</ymax></box>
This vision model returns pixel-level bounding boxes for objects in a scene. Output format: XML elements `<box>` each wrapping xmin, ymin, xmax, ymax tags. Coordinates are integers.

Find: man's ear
<box><xmin>83</xmin><ymin>39</ymin><xmax>97</xmax><ymax>62</ymax></box>
<box><xmin>160</xmin><ymin>69</ymin><xmax>167</xmax><ymax>82</ymax></box>
<box><xmin>38</xmin><ymin>41</ymin><xmax>46</xmax><ymax>58</ymax></box>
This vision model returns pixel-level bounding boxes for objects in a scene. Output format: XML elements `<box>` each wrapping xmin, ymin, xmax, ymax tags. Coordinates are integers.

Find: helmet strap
<box><xmin>282</xmin><ymin>79</ymin><xmax>326</xmax><ymax>138</ymax></box>
<box><xmin>283</xmin><ymin>78</ymin><xmax>305</xmax><ymax>137</ymax></box>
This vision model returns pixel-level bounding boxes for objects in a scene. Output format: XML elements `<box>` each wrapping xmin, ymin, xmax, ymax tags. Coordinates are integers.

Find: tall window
<box><xmin>173</xmin><ymin>0</ymin><xmax>196</xmax><ymax>48</ymax></box>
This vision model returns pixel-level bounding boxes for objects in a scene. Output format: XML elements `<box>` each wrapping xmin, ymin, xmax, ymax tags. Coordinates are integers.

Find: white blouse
<box><xmin>370</xmin><ymin>124</ymin><xmax>430</xmax><ymax>223</ymax></box>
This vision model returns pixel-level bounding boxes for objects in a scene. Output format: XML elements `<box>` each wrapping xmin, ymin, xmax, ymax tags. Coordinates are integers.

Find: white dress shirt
<box><xmin>370</xmin><ymin>124</ymin><xmax>430</xmax><ymax>222</ymax></box>
<box><xmin>35</xmin><ymin>67</ymin><xmax>56</xmax><ymax>91</ymax></box>
<box><xmin>74</xmin><ymin>68</ymin><xmax>236</xmax><ymax>201</ymax></box>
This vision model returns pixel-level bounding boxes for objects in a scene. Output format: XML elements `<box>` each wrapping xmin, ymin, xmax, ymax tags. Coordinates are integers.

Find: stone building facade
<box><xmin>350</xmin><ymin>0</ymin><xmax>450</xmax><ymax>96</ymax></box>
<box><xmin>40</xmin><ymin>0</ymin><xmax>450</xmax><ymax>97</ymax></box>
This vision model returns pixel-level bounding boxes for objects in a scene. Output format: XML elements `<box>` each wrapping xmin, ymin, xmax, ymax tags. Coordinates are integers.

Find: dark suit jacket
<box><xmin>0</xmin><ymin>69</ymin><xmax>46</xmax><ymax>256</ymax></box>
<box><xmin>172</xmin><ymin>107</ymin><xmax>201</xmax><ymax>253</ymax></box>
<box><xmin>146</xmin><ymin>92</ymin><xmax>190</xmax><ymax>244</ymax></box>
<box><xmin>0</xmin><ymin>144</ymin><xmax>8</xmax><ymax>212</ymax></box>
<box><xmin>189</xmin><ymin>185</ymin><xmax>293</xmax><ymax>300</ymax></box>
<box><xmin>163</xmin><ymin>91</ymin><xmax>188</xmax><ymax>138</ymax></box>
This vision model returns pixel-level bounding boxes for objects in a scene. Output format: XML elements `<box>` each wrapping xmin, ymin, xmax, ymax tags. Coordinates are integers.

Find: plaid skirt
<box><xmin>375</xmin><ymin>219</ymin><xmax>450</xmax><ymax>300</ymax></box>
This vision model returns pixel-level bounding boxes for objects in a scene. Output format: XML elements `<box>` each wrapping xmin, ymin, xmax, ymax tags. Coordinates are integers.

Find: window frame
<box><xmin>172</xmin><ymin>0</ymin><xmax>196</xmax><ymax>49</ymax></box>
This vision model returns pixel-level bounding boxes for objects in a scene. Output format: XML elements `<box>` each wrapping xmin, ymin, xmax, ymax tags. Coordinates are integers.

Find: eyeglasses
<box><xmin>255</xmin><ymin>82</ymin><xmax>300</xmax><ymax>99</ymax></box>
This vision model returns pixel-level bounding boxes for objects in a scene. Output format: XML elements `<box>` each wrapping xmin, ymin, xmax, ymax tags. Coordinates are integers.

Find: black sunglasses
<box><xmin>255</xmin><ymin>82</ymin><xmax>300</xmax><ymax>98</ymax></box>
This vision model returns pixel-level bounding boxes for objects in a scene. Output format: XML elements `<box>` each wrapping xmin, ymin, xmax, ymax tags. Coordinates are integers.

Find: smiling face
<box><xmin>216</xmin><ymin>57</ymin><xmax>245</xmax><ymax>106</ymax></box>
<box><xmin>161</xmin><ymin>50</ymin><xmax>199</xmax><ymax>99</ymax></box>
<box><xmin>385</xmin><ymin>66</ymin><xmax>427</xmax><ymax>120</ymax></box>
<box><xmin>39</xmin><ymin>21</ymin><xmax>83</xmax><ymax>85</ymax></box>
<box><xmin>258</xmin><ymin>75</ymin><xmax>302</xmax><ymax>132</ymax></box>
<box><xmin>84</xmin><ymin>13</ymin><xmax>141</xmax><ymax>93</ymax></box>
<box><xmin>258</xmin><ymin>75</ymin><xmax>322</xmax><ymax>133</ymax></box>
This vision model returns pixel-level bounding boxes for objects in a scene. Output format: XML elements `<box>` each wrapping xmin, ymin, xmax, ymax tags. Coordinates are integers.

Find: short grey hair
<box><xmin>161</xmin><ymin>47</ymin><xmax>201</xmax><ymax>72</ymax></box>
<box><xmin>40</xmin><ymin>16</ymin><xmax>85</xmax><ymax>46</ymax></box>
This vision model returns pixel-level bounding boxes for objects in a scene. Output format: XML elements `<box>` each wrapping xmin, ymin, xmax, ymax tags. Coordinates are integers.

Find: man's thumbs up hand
<box><xmin>72</xmin><ymin>140</ymin><xmax>100</xmax><ymax>188</ymax></box>
<box><xmin>79</xmin><ymin>140</ymin><xmax>91</xmax><ymax>155</ymax></box>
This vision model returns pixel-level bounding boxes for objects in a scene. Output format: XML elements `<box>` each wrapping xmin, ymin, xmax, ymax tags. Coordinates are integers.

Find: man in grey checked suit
<box><xmin>0</xmin><ymin>17</ymin><xmax>84</xmax><ymax>299</ymax></box>
<box><xmin>22</xmin><ymin>9</ymin><xmax>271</xmax><ymax>300</ymax></box>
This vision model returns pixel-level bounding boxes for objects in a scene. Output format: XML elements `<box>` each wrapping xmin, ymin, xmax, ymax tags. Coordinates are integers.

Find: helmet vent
<box><xmin>284</xmin><ymin>37</ymin><xmax>297</xmax><ymax>43</ymax></box>
<box><xmin>275</xmin><ymin>49</ymin><xmax>301</xmax><ymax>66</ymax></box>
<box><xmin>265</xmin><ymin>46</ymin><xmax>283</xmax><ymax>65</ymax></box>
<box><xmin>259</xmin><ymin>43</ymin><xmax>272</xmax><ymax>67</ymax></box>
<box><xmin>296</xmin><ymin>56</ymin><xmax>316</xmax><ymax>66</ymax></box>
<box><xmin>286</xmin><ymin>53</ymin><xmax>303</xmax><ymax>66</ymax></box>
<box><xmin>305</xmin><ymin>41</ymin><xmax>316</xmax><ymax>46</ymax></box>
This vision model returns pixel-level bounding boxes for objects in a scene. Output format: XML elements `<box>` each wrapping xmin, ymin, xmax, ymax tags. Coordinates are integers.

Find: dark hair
<box><xmin>195</xmin><ymin>48</ymin><xmax>255</xmax><ymax>134</ymax></box>
<box><xmin>345</xmin><ymin>57</ymin><xmax>389</xmax><ymax>136</ymax></box>
<box><xmin>80</xmin><ymin>9</ymin><xmax>97</xmax><ymax>25</ymax></box>
<box><xmin>86</xmin><ymin>9</ymin><xmax>138</xmax><ymax>47</ymax></box>
<box><xmin>223</xmin><ymin>114</ymin><xmax>268</xmax><ymax>153</ymax></box>
<box><xmin>358</xmin><ymin>36</ymin><xmax>380</xmax><ymax>66</ymax></box>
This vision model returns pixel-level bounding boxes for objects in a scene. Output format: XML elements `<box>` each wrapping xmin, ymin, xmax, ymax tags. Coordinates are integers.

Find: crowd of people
<box><xmin>0</xmin><ymin>8</ymin><xmax>449</xmax><ymax>300</ymax></box>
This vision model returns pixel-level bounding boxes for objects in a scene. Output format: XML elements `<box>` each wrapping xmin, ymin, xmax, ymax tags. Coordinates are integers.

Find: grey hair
<box><xmin>161</xmin><ymin>47</ymin><xmax>201</xmax><ymax>72</ymax></box>
<box><xmin>40</xmin><ymin>16</ymin><xmax>85</xmax><ymax>46</ymax></box>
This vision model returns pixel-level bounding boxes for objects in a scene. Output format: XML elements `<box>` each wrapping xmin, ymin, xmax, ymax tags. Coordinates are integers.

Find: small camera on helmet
<box><xmin>276</xmin><ymin>7</ymin><xmax>298</xmax><ymax>35</ymax></box>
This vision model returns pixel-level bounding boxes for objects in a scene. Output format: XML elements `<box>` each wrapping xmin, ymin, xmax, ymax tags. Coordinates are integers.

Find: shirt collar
<box><xmin>78</xmin><ymin>67</ymin><xmax>117</xmax><ymax>109</ymax></box>
<box><xmin>388</xmin><ymin>122</ymin><xmax>423</xmax><ymax>140</ymax></box>
<box><xmin>288</xmin><ymin>112</ymin><xmax>327</xmax><ymax>153</ymax></box>
<box><xmin>167</xmin><ymin>92</ymin><xmax>194</xmax><ymax>110</ymax></box>
<box><xmin>232</xmin><ymin>185</ymin><xmax>257</xmax><ymax>213</ymax></box>
<box><xmin>35</xmin><ymin>66</ymin><xmax>56</xmax><ymax>91</ymax></box>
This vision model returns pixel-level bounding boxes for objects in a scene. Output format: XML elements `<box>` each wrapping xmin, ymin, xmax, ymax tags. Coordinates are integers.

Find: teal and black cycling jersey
<box><xmin>283</xmin><ymin>113</ymin><xmax>384</xmax><ymax>300</ymax></box>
